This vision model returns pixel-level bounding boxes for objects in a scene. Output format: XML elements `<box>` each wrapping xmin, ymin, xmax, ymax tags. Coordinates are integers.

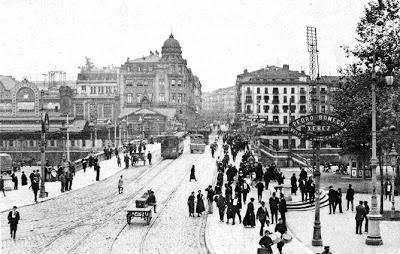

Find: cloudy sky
<box><xmin>0</xmin><ymin>0</ymin><xmax>370</xmax><ymax>91</ymax></box>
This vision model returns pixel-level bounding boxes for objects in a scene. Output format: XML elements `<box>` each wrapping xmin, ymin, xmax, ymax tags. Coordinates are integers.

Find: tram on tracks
<box><xmin>161</xmin><ymin>132</ymin><xmax>185</xmax><ymax>159</ymax></box>
<box><xmin>190</xmin><ymin>134</ymin><xmax>206</xmax><ymax>154</ymax></box>
<box><xmin>189</xmin><ymin>127</ymin><xmax>212</xmax><ymax>145</ymax></box>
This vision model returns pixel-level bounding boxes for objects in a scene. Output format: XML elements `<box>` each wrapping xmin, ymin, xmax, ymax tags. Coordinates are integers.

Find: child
<box><xmin>118</xmin><ymin>175</ymin><xmax>123</xmax><ymax>194</ymax></box>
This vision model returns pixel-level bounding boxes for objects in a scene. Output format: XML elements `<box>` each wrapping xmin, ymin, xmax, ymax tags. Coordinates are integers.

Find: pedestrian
<box><xmin>205</xmin><ymin>185</ymin><xmax>215</xmax><ymax>214</ymax></box>
<box><xmin>226</xmin><ymin>199</ymin><xmax>235</xmax><ymax>225</ymax></box>
<box><xmin>0</xmin><ymin>175</ymin><xmax>6</xmax><ymax>197</ymax></box>
<box><xmin>147</xmin><ymin>151</ymin><xmax>152</xmax><ymax>165</ymax></box>
<box><xmin>216</xmin><ymin>193</ymin><xmax>227</xmax><ymax>222</ymax></box>
<box><xmin>346</xmin><ymin>184</ymin><xmax>355</xmax><ymax>211</ymax></box>
<box><xmin>279</xmin><ymin>193</ymin><xmax>287</xmax><ymax>224</ymax></box>
<box><xmin>117</xmin><ymin>156</ymin><xmax>121</xmax><ymax>167</ymax></box>
<box><xmin>364</xmin><ymin>201</ymin><xmax>370</xmax><ymax>233</ymax></box>
<box><xmin>355</xmin><ymin>201</ymin><xmax>365</xmax><ymax>234</ymax></box>
<box><xmin>299</xmin><ymin>167</ymin><xmax>307</xmax><ymax>181</ymax></box>
<box><xmin>255</xmin><ymin>181</ymin><xmax>265</xmax><ymax>202</ymax></box>
<box><xmin>259</xmin><ymin>230</ymin><xmax>273</xmax><ymax>254</ymax></box>
<box><xmin>12</xmin><ymin>173</ymin><xmax>18</xmax><ymax>190</ymax></box>
<box><xmin>29</xmin><ymin>171</ymin><xmax>35</xmax><ymax>185</ymax></box>
<box><xmin>384</xmin><ymin>180</ymin><xmax>392</xmax><ymax>200</ymax></box>
<box><xmin>65</xmin><ymin>171</ymin><xmax>71</xmax><ymax>191</ymax></box>
<box><xmin>256</xmin><ymin>201</ymin><xmax>270</xmax><ymax>236</ymax></box>
<box><xmin>95</xmin><ymin>163</ymin><xmax>100</xmax><ymax>181</ymax></box>
<box><xmin>275</xmin><ymin>218</ymin><xmax>288</xmax><ymax>254</ymax></box>
<box><xmin>187</xmin><ymin>192</ymin><xmax>195</xmax><ymax>217</ymax></box>
<box><xmin>328</xmin><ymin>186</ymin><xmax>336</xmax><ymax>214</ymax></box>
<box><xmin>241</xmin><ymin>180</ymin><xmax>250</xmax><ymax>203</ymax></box>
<box><xmin>118</xmin><ymin>175</ymin><xmax>124</xmax><ymax>194</ymax></box>
<box><xmin>29</xmin><ymin>178</ymin><xmax>39</xmax><ymax>203</ymax></box>
<box><xmin>148</xmin><ymin>190</ymin><xmax>157</xmax><ymax>212</ymax></box>
<box><xmin>21</xmin><ymin>172</ymin><xmax>27</xmax><ymax>186</ymax></box>
<box><xmin>277</xmin><ymin>172</ymin><xmax>285</xmax><ymax>185</ymax></box>
<box><xmin>196</xmin><ymin>190</ymin><xmax>205</xmax><ymax>217</ymax></box>
<box><xmin>336</xmin><ymin>188</ymin><xmax>343</xmax><ymax>213</ymax></box>
<box><xmin>124</xmin><ymin>154</ymin><xmax>130</xmax><ymax>169</ymax></box>
<box><xmin>299</xmin><ymin>179</ymin><xmax>307</xmax><ymax>201</ymax></box>
<box><xmin>232</xmin><ymin>193</ymin><xmax>242</xmax><ymax>224</ymax></box>
<box><xmin>291</xmin><ymin>173</ymin><xmax>298</xmax><ymax>195</ymax></box>
<box><xmin>321</xmin><ymin>246</ymin><xmax>332</xmax><ymax>254</ymax></box>
<box><xmin>263</xmin><ymin>170</ymin><xmax>270</xmax><ymax>190</ymax></box>
<box><xmin>308</xmin><ymin>179</ymin><xmax>315</xmax><ymax>204</ymax></box>
<box><xmin>269</xmin><ymin>192</ymin><xmax>279</xmax><ymax>224</ymax></box>
<box><xmin>243</xmin><ymin>197</ymin><xmax>256</xmax><ymax>227</ymax></box>
<box><xmin>225</xmin><ymin>183</ymin><xmax>232</xmax><ymax>201</ymax></box>
<box><xmin>8</xmin><ymin>206</ymin><xmax>20</xmax><ymax>239</ymax></box>
<box><xmin>59</xmin><ymin>172</ymin><xmax>66</xmax><ymax>193</ymax></box>
<box><xmin>190</xmin><ymin>165</ymin><xmax>197</xmax><ymax>182</ymax></box>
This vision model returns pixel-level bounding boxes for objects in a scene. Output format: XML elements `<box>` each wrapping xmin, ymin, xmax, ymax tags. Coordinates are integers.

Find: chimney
<box><xmin>283</xmin><ymin>64</ymin><xmax>289</xmax><ymax>70</ymax></box>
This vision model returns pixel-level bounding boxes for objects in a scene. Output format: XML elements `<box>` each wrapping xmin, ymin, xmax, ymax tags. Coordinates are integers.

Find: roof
<box><xmin>119</xmin><ymin>107</ymin><xmax>177</xmax><ymax>119</ymax></box>
<box><xmin>129</xmin><ymin>55</ymin><xmax>161</xmax><ymax>63</ymax></box>
<box><xmin>0</xmin><ymin>75</ymin><xmax>18</xmax><ymax>90</ymax></box>
<box><xmin>68</xmin><ymin>120</ymin><xmax>87</xmax><ymax>132</ymax></box>
<box><xmin>238</xmin><ymin>65</ymin><xmax>308</xmax><ymax>82</ymax></box>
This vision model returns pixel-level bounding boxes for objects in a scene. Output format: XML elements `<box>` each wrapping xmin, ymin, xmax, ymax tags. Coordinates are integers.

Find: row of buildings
<box><xmin>0</xmin><ymin>34</ymin><xmax>202</xmax><ymax>164</ymax></box>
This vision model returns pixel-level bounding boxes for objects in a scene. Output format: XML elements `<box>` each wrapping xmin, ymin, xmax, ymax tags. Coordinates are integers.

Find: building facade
<box><xmin>235</xmin><ymin>64</ymin><xmax>337</xmax><ymax>151</ymax></box>
<box><xmin>119</xmin><ymin>34</ymin><xmax>202</xmax><ymax>136</ymax></box>
<box><xmin>202</xmin><ymin>86</ymin><xmax>236</xmax><ymax>123</ymax></box>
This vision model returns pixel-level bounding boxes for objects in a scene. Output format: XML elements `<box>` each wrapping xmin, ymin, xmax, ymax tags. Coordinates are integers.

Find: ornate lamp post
<box><xmin>388</xmin><ymin>142</ymin><xmax>398</xmax><ymax>220</ymax></box>
<box><xmin>39</xmin><ymin>90</ymin><xmax>49</xmax><ymax>198</ymax></box>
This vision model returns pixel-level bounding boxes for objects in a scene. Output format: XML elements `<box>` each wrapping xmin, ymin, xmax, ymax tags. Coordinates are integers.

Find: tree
<box><xmin>332</xmin><ymin>0</ymin><xmax>400</xmax><ymax>161</ymax></box>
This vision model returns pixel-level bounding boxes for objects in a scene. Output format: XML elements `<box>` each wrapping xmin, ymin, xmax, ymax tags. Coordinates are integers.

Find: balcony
<box><xmin>245</xmin><ymin>98</ymin><xmax>253</xmax><ymax>104</ymax></box>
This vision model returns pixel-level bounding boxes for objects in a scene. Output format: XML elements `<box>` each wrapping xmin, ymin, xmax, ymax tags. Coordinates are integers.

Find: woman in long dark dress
<box><xmin>190</xmin><ymin>165</ymin><xmax>197</xmax><ymax>182</ymax></box>
<box><xmin>243</xmin><ymin>197</ymin><xmax>256</xmax><ymax>227</ymax></box>
<box><xmin>291</xmin><ymin>173</ymin><xmax>298</xmax><ymax>195</ymax></box>
<box><xmin>187</xmin><ymin>192</ymin><xmax>195</xmax><ymax>217</ymax></box>
<box><xmin>196</xmin><ymin>190</ymin><xmax>205</xmax><ymax>216</ymax></box>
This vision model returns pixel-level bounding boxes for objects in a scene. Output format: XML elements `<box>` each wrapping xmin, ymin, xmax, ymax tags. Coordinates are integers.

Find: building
<box><xmin>202</xmin><ymin>86</ymin><xmax>236</xmax><ymax>123</ymax></box>
<box><xmin>235</xmin><ymin>64</ymin><xmax>339</xmax><ymax>165</ymax></box>
<box><xmin>119</xmin><ymin>34</ymin><xmax>202</xmax><ymax>137</ymax></box>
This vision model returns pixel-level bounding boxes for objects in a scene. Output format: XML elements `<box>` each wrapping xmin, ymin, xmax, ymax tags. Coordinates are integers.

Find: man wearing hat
<box><xmin>275</xmin><ymin>218</ymin><xmax>288</xmax><ymax>254</ymax></box>
<box><xmin>328</xmin><ymin>186</ymin><xmax>337</xmax><ymax>214</ymax></box>
<box><xmin>8</xmin><ymin>206</ymin><xmax>20</xmax><ymax>239</ymax></box>
<box><xmin>258</xmin><ymin>230</ymin><xmax>273</xmax><ymax>254</ymax></box>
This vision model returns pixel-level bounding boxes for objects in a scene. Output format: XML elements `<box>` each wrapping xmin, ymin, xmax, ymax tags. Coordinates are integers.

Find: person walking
<box><xmin>308</xmin><ymin>179</ymin><xmax>316</xmax><ymax>204</ymax></box>
<box><xmin>29</xmin><ymin>178</ymin><xmax>39</xmax><ymax>203</ymax></box>
<box><xmin>226</xmin><ymin>199</ymin><xmax>235</xmax><ymax>225</ymax></box>
<box><xmin>299</xmin><ymin>179</ymin><xmax>307</xmax><ymax>202</ymax></box>
<box><xmin>82</xmin><ymin>158</ymin><xmax>88</xmax><ymax>173</ymax></box>
<box><xmin>118</xmin><ymin>175</ymin><xmax>124</xmax><ymax>194</ymax></box>
<box><xmin>190</xmin><ymin>165</ymin><xmax>197</xmax><ymax>182</ymax></box>
<box><xmin>263</xmin><ymin>170</ymin><xmax>270</xmax><ymax>191</ymax></box>
<box><xmin>232</xmin><ymin>194</ymin><xmax>242</xmax><ymax>224</ymax></box>
<box><xmin>243</xmin><ymin>197</ymin><xmax>256</xmax><ymax>227</ymax></box>
<box><xmin>384</xmin><ymin>180</ymin><xmax>393</xmax><ymax>200</ymax></box>
<box><xmin>12</xmin><ymin>173</ymin><xmax>18</xmax><ymax>190</ymax></box>
<box><xmin>275</xmin><ymin>218</ymin><xmax>288</xmax><ymax>254</ymax></box>
<box><xmin>124</xmin><ymin>154</ymin><xmax>130</xmax><ymax>169</ymax></box>
<box><xmin>336</xmin><ymin>188</ymin><xmax>343</xmax><ymax>213</ymax></box>
<box><xmin>364</xmin><ymin>201</ymin><xmax>370</xmax><ymax>233</ymax></box>
<box><xmin>8</xmin><ymin>206</ymin><xmax>20</xmax><ymax>239</ymax></box>
<box><xmin>95</xmin><ymin>163</ymin><xmax>100</xmax><ymax>181</ymax></box>
<box><xmin>269</xmin><ymin>192</ymin><xmax>279</xmax><ymax>224</ymax></box>
<box><xmin>290</xmin><ymin>173</ymin><xmax>298</xmax><ymax>195</ymax></box>
<box><xmin>59</xmin><ymin>172</ymin><xmax>66</xmax><ymax>193</ymax></box>
<box><xmin>196</xmin><ymin>190</ymin><xmax>205</xmax><ymax>217</ymax></box>
<box><xmin>256</xmin><ymin>201</ymin><xmax>270</xmax><ymax>236</ymax></box>
<box><xmin>278</xmin><ymin>193</ymin><xmax>287</xmax><ymax>224</ymax></box>
<box><xmin>21</xmin><ymin>172</ymin><xmax>28</xmax><ymax>186</ymax></box>
<box><xmin>355</xmin><ymin>201</ymin><xmax>365</xmax><ymax>234</ymax></box>
<box><xmin>187</xmin><ymin>192</ymin><xmax>196</xmax><ymax>217</ymax></box>
<box><xmin>205</xmin><ymin>185</ymin><xmax>215</xmax><ymax>214</ymax></box>
<box><xmin>65</xmin><ymin>171</ymin><xmax>71</xmax><ymax>191</ymax></box>
<box><xmin>0</xmin><ymin>175</ymin><xmax>6</xmax><ymax>197</ymax></box>
<box><xmin>328</xmin><ymin>186</ymin><xmax>336</xmax><ymax>214</ymax></box>
<box><xmin>241</xmin><ymin>180</ymin><xmax>250</xmax><ymax>203</ymax></box>
<box><xmin>147</xmin><ymin>151</ymin><xmax>152</xmax><ymax>165</ymax></box>
<box><xmin>255</xmin><ymin>181</ymin><xmax>265</xmax><ymax>202</ymax></box>
<box><xmin>117</xmin><ymin>156</ymin><xmax>121</xmax><ymax>167</ymax></box>
<box><xmin>259</xmin><ymin>230</ymin><xmax>274</xmax><ymax>254</ymax></box>
<box><xmin>216</xmin><ymin>193</ymin><xmax>227</xmax><ymax>222</ymax></box>
<box><xmin>346</xmin><ymin>184</ymin><xmax>355</xmax><ymax>211</ymax></box>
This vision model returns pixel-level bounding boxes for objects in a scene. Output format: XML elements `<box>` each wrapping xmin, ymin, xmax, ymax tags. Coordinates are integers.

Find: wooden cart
<box><xmin>126</xmin><ymin>206</ymin><xmax>153</xmax><ymax>225</ymax></box>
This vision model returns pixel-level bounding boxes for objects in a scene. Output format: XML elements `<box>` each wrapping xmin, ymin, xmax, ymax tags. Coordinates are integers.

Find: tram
<box><xmin>190</xmin><ymin>134</ymin><xmax>206</xmax><ymax>154</ymax></box>
<box><xmin>189</xmin><ymin>127</ymin><xmax>212</xmax><ymax>145</ymax></box>
<box><xmin>161</xmin><ymin>132</ymin><xmax>185</xmax><ymax>159</ymax></box>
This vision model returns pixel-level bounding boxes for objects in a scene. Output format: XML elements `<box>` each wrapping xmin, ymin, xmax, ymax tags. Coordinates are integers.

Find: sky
<box><xmin>0</xmin><ymin>0</ymin><xmax>371</xmax><ymax>92</ymax></box>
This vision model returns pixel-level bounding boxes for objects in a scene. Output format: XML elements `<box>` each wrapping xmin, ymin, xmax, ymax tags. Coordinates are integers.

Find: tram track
<box><xmin>31</xmin><ymin>154</ymin><xmax>171</xmax><ymax>254</ymax></box>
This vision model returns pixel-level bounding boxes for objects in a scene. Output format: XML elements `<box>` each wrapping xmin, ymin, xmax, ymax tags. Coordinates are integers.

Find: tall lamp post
<box><xmin>39</xmin><ymin>90</ymin><xmax>49</xmax><ymax>198</ymax></box>
<box><xmin>388</xmin><ymin>141</ymin><xmax>398</xmax><ymax>220</ymax></box>
<box><xmin>366</xmin><ymin>53</ymin><xmax>394</xmax><ymax>245</ymax></box>
<box><xmin>107</xmin><ymin>119</ymin><xmax>112</xmax><ymax>146</ymax></box>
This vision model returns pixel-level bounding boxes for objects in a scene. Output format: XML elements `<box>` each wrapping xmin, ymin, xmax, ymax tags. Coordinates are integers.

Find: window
<box><xmin>178</xmin><ymin>93</ymin><xmax>182</xmax><ymax>104</ymax></box>
<box><xmin>172</xmin><ymin>93</ymin><xmax>176</xmax><ymax>103</ymax></box>
<box><xmin>90</xmin><ymin>87</ymin><xmax>96</xmax><ymax>94</ymax></box>
<box><xmin>264</xmin><ymin>96</ymin><xmax>269</xmax><ymax>103</ymax></box>
<box><xmin>273</xmin><ymin>139</ymin><xmax>279</xmax><ymax>148</ymax></box>
<box><xmin>178</xmin><ymin>80</ymin><xmax>182</xmax><ymax>87</ymax></box>
<box><xmin>246</xmin><ymin>87</ymin><xmax>251</xmax><ymax>93</ymax></box>
<box><xmin>321</xmin><ymin>96</ymin><xmax>326</xmax><ymax>103</ymax></box>
<box><xmin>50</xmin><ymin>140</ymin><xmax>55</xmax><ymax>147</ymax></box>
<box><xmin>246</xmin><ymin>105</ymin><xmax>252</xmax><ymax>114</ymax></box>
<box><xmin>81</xmin><ymin>85</ymin><xmax>86</xmax><ymax>92</ymax></box>
<box><xmin>264</xmin><ymin>88</ymin><xmax>268</xmax><ymax>94</ymax></box>
<box><xmin>137</xmin><ymin>93</ymin><xmax>142</xmax><ymax>102</ymax></box>
<box><xmin>300</xmin><ymin>87</ymin><xmax>306</xmax><ymax>94</ymax></box>
<box><xmin>98</xmin><ymin>87</ymin><xmax>104</xmax><ymax>94</ymax></box>
<box><xmin>283</xmin><ymin>105</ymin><xmax>288</xmax><ymax>113</ymax></box>
<box><xmin>300</xmin><ymin>96</ymin><xmax>306</xmax><ymax>103</ymax></box>
<box><xmin>127</xmin><ymin>94</ymin><xmax>133</xmax><ymax>104</ymax></box>
<box><xmin>283</xmin><ymin>116</ymin><xmax>288</xmax><ymax>124</ymax></box>
<box><xmin>272</xmin><ymin>96</ymin><xmax>279</xmax><ymax>104</ymax></box>
<box><xmin>257</xmin><ymin>96</ymin><xmax>261</xmax><ymax>103</ymax></box>
<box><xmin>290</xmin><ymin>96</ymin><xmax>295</xmax><ymax>103</ymax></box>
<box><xmin>300</xmin><ymin>139</ymin><xmax>306</xmax><ymax>148</ymax></box>
<box><xmin>321</xmin><ymin>105</ymin><xmax>326</xmax><ymax>113</ymax></box>
<box><xmin>321</xmin><ymin>88</ymin><xmax>326</xmax><ymax>93</ymax></box>
<box><xmin>284</xmin><ymin>88</ymin><xmax>287</xmax><ymax>94</ymax></box>
<box><xmin>71</xmin><ymin>140</ymin><xmax>75</xmax><ymax>147</ymax></box>
<box><xmin>75</xmin><ymin>104</ymin><xmax>84</xmax><ymax>116</ymax></box>
<box><xmin>171</xmin><ymin>80</ymin><xmax>176</xmax><ymax>87</ymax></box>
<box><xmin>300</xmin><ymin>105</ymin><xmax>307</xmax><ymax>113</ymax></box>
<box><xmin>245</xmin><ymin>96</ymin><xmax>252</xmax><ymax>103</ymax></box>
<box><xmin>291</xmin><ymin>139</ymin><xmax>296</xmax><ymax>148</ymax></box>
<box><xmin>9</xmin><ymin>140</ymin><xmax>13</xmax><ymax>147</ymax></box>
<box><xmin>291</xmin><ymin>88</ymin><xmax>295</xmax><ymax>93</ymax></box>
<box><xmin>273</xmin><ymin>88</ymin><xmax>279</xmax><ymax>94</ymax></box>
<box><xmin>263</xmin><ymin>105</ymin><xmax>269</xmax><ymax>113</ymax></box>
<box><xmin>183</xmin><ymin>93</ymin><xmax>186</xmax><ymax>102</ymax></box>
<box><xmin>273</xmin><ymin>105</ymin><xmax>279</xmax><ymax>113</ymax></box>
<box><xmin>273</xmin><ymin>116</ymin><xmax>279</xmax><ymax>123</ymax></box>
<box><xmin>82</xmin><ymin>139</ymin><xmax>86</xmax><ymax>147</ymax></box>
<box><xmin>283</xmin><ymin>96</ymin><xmax>287</xmax><ymax>103</ymax></box>
<box><xmin>257</xmin><ymin>105</ymin><xmax>260</xmax><ymax>113</ymax></box>
<box><xmin>257</xmin><ymin>88</ymin><xmax>260</xmax><ymax>94</ymax></box>
<box><xmin>290</xmin><ymin>116</ymin><xmax>295</xmax><ymax>122</ymax></box>
<box><xmin>283</xmin><ymin>139</ymin><xmax>289</xmax><ymax>149</ymax></box>
<box><xmin>159</xmin><ymin>79</ymin><xmax>165</xmax><ymax>86</ymax></box>
<box><xmin>159</xmin><ymin>93</ymin><xmax>165</xmax><ymax>102</ymax></box>
<box><xmin>104</xmin><ymin>104</ymin><xmax>113</xmax><ymax>118</ymax></box>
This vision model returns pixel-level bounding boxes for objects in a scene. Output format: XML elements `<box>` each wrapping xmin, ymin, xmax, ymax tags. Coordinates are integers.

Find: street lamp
<box><xmin>107</xmin><ymin>119</ymin><xmax>112</xmax><ymax>146</ymax></box>
<box><xmin>388</xmin><ymin>140</ymin><xmax>398</xmax><ymax>220</ymax></box>
<box><xmin>366</xmin><ymin>53</ymin><xmax>394</xmax><ymax>245</ymax></box>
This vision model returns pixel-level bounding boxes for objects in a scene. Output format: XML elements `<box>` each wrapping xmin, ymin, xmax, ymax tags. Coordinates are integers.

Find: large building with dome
<box><xmin>118</xmin><ymin>34</ymin><xmax>203</xmax><ymax>137</ymax></box>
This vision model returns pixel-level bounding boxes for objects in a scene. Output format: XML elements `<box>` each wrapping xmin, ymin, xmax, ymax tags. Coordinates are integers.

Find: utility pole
<box><xmin>66</xmin><ymin>114</ymin><xmax>70</xmax><ymax>162</ymax></box>
<box><xmin>39</xmin><ymin>90</ymin><xmax>48</xmax><ymax>198</ymax></box>
<box><xmin>114</xmin><ymin>120</ymin><xmax>117</xmax><ymax>147</ymax></box>
<box><xmin>288</xmin><ymin>100</ymin><xmax>293</xmax><ymax>167</ymax></box>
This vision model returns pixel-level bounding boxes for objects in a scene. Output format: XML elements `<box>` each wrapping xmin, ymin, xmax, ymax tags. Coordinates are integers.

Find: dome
<box><xmin>161</xmin><ymin>34</ymin><xmax>182</xmax><ymax>57</ymax></box>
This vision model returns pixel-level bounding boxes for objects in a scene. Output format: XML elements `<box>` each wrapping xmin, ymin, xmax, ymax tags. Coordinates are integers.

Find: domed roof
<box><xmin>161</xmin><ymin>34</ymin><xmax>182</xmax><ymax>57</ymax></box>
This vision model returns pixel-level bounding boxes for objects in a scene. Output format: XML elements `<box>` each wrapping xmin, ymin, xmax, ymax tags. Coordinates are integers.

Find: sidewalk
<box><xmin>0</xmin><ymin>144</ymin><xmax>160</xmax><ymax>212</ymax></box>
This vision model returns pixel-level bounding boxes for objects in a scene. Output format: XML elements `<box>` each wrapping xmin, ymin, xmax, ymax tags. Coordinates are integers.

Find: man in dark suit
<box><xmin>346</xmin><ymin>184</ymin><xmax>355</xmax><ymax>211</ymax></box>
<box><xmin>355</xmin><ymin>201</ymin><xmax>365</xmax><ymax>234</ymax></box>
<box><xmin>278</xmin><ymin>193</ymin><xmax>287</xmax><ymax>224</ymax></box>
<box><xmin>269</xmin><ymin>192</ymin><xmax>279</xmax><ymax>224</ymax></box>
<box><xmin>328</xmin><ymin>186</ymin><xmax>337</xmax><ymax>214</ymax></box>
<box><xmin>8</xmin><ymin>206</ymin><xmax>20</xmax><ymax>239</ymax></box>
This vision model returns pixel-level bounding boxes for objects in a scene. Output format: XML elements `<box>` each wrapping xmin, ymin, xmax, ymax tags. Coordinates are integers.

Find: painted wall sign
<box><xmin>289</xmin><ymin>114</ymin><xmax>347</xmax><ymax>141</ymax></box>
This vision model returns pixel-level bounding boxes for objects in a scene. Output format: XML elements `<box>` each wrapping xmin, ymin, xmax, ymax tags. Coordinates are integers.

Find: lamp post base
<box><xmin>312</xmin><ymin>221</ymin><xmax>323</xmax><ymax>246</ymax></box>
<box><xmin>366</xmin><ymin>214</ymin><xmax>383</xmax><ymax>245</ymax></box>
